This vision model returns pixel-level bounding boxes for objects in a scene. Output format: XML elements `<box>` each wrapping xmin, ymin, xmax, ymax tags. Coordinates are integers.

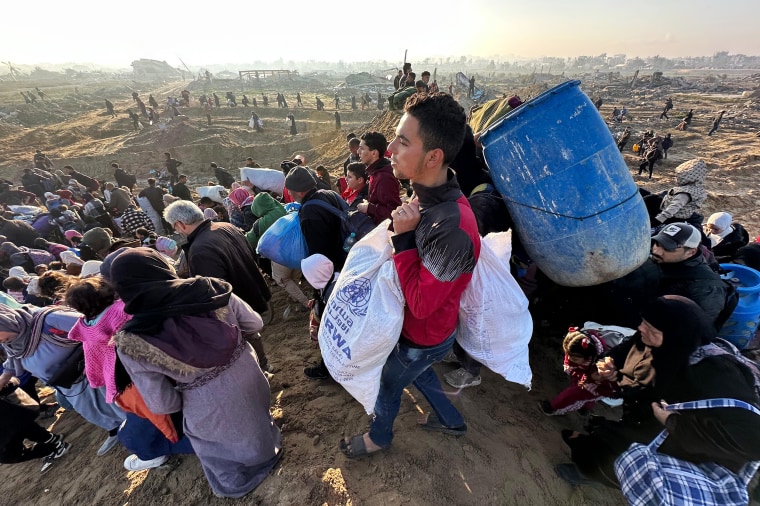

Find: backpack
<box><xmin>301</xmin><ymin>193</ymin><xmax>376</xmax><ymax>245</ymax></box>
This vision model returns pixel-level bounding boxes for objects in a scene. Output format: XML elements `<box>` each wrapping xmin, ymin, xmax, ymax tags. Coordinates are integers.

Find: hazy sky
<box><xmin>3</xmin><ymin>0</ymin><xmax>758</xmax><ymax>68</ymax></box>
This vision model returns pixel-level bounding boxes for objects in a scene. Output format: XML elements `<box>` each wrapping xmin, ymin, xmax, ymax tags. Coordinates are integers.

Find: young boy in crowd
<box><xmin>341</xmin><ymin>162</ymin><xmax>368</xmax><ymax>210</ymax></box>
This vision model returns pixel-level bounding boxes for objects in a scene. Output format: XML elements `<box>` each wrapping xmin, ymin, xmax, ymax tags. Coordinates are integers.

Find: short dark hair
<box><xmin>421</xmin><ymin>71</ymin><xmax>431</xmax><ymax>77</ymax></box>
<box><xmin>178</xmin><ymin>174</ymin><xmax>187</xmax><ymax>180</ymax></box>
<box><xmin>3</xmin><ymin>277</ymin><xmax>25</xmax><ymax>291</ymax></box>
<box><xmin>346</xmin><ymin>162</ymin><xmax>367</xmax><ymax>180</ymax></box>
<box><xmin>346</xmin><ymin>133</ymin><xmax>356</xmax><ymax>141</ymax></box>
<box><xmin>360</xmin><ymin>131</ymin><xmax>388</xmax><ymax>157</ymax></box>
<box><xmin>404</xmin><ymin>92</ymin><xmax>466</xmax><ymax>165</ymax></box>
<box><xmin>135</xmin><ymin>227</ymin><xmax>151</xmax><ymax>238</ymax></box>
<box><xmin>415</xmin><ymin>80</ymin><xmax>426</xmax><ymax>89</ymax></box>
<box><xmin>348</xmin><ymin>137</ymin><xmax>361</xmax><ymax>148</ymax></box>
<box><xmin>198</xmin><ymin>196</ymin><xmax>215</xmax><ymax>207</ymax></box>
<box><xmin>164</xmin><ymin>152</ymin><xmax>171</xmax><ymax>157</ymax></box>
<box><xmin>147</xmin><ymin>178</ymin><xmax>156</xmax><ymax>186</ymax></box>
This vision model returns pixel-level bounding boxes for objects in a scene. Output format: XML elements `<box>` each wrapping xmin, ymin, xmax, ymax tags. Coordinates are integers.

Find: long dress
<box><xmin>116</xmin><ymin>295</ymin><xmax>282</xmax><ymax>498</ymax></box>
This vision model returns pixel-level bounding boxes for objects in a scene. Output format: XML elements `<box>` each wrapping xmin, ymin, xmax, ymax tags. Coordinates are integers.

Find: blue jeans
<box><xmin>118</xmin><ymin>413</ymin><xmax>194</xmax><ymax>460</ymax></box>
<box><xmin>369</xmin><ymin>332</ymin><xmax>464</xmax><ymax>448</ymax></box>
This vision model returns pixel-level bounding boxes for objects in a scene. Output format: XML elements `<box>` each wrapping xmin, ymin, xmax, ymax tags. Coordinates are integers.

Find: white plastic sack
<box><xmin>7</xmin><ymin>205</ymin><xmax>43</xmax><ymax>216</ymax></box>
<box><xmin>457</xmin><ymin>230</ymin><xmax>534</xmax><ymax>389</ymax></box>
<box><xmin>196</xmin><ymin>185</ymin><xmax>227</xmax><ymax>204</ymax></box>
<box><xmin>319</xmin><ymin>220</ymin><xmax>404</xmax><ymax>414</ymax></box>
<box><xmin>240</xmin><ymin>167</ymin><xmax>285</xmax><ymax>195</ymax></box>
<box><xmin>582</xmin><ymin>322</ymin><xmax>636</xmax><ymax>348</ymax></box>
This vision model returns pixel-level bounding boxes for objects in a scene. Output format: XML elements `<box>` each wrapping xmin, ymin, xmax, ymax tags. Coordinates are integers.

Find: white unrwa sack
<box><xmin>319</xmin><ymin>220</ymin><xmax>404</xmax><ymax>414</ymax></box>
<box><xmin>239</xmin><ymin>167</ymin><xmax>285</xmax><ymax>195</ymax></box>
<box><xmin>457</xmin><ymin>231</ymin><xmax>534</xmax><ymax>389</ymax></box>
<box><xmin>196</xmin><ymin>185</ymin><xmax>227</xmax><ymax>203</ymax></box>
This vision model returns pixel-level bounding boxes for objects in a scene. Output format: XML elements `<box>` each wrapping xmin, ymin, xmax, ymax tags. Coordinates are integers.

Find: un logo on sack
<box><xmin>336</xmin><ymin>277</ymin><xmax>371</xmax><ymax>317</ymax></box>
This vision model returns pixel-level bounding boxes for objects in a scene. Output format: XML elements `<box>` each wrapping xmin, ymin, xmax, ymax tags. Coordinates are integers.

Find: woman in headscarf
<box><xmin>556</xmin><ymin>296</ymin><xmax>760</xmax><ymax>487</ymax></box>
<box><xmin>228</xmin><ymin>187</ymin><xmax>255</xmax><ymax>232</ymax></box>
<box><xmin>109</xmin><ymin>248</ymin><xmax>282</xmax><ymax>498</ymax></box>
<box><xmin>65</xmin><ymin>274</ymin><xmax>194</xmax><ymax>471</ymax></box>
<box><xmin>0</xmin><ymin>303</ymin><xmax>126</xmax><ymax>456</ymax></box>
<box><xmin>704</xmin><ymin>211</ymin><xmax>749</xmax><ymax>261</ymax></box>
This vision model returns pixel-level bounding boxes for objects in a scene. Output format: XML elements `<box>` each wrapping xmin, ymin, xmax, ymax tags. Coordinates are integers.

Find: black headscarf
<box><xmin>640</xmin><ymin>295</ymin><xmax>715</xmax><ymax>388</ymax></box>
<box><xmin>109</xmin><ymin>248</ymin><xmax>238</xmax><ymax>369</ymax></box>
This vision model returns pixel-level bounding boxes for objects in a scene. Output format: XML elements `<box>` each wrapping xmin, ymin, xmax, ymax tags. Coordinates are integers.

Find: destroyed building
<box><xmin>131</xmin><ymin>59</ymin><xmax>182</xmax><ymax>80</ymax></box>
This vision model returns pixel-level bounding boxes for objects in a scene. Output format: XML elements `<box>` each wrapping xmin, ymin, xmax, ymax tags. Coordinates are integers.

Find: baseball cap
<box><xmin>652</xmin><ymin>223</ymin><xmax>701</xmax><ymax>251</ymax></box>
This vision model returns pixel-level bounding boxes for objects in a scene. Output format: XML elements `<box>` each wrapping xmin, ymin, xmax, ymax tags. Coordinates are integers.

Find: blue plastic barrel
<box><xmin>480</xmin><ymin>80</ymin><xmax>650</xmax><ymax>287</ymax></box>
<box><xmin>718</xmin><ymin>263</ymin><xmax>760</xmax><ymax>349</ymax></box>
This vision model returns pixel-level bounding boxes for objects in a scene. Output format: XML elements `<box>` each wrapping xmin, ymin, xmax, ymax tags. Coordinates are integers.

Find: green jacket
<box><xmin>245</xmin><ymin>192</ymin><xmax>287</xmax><ymax>249</ymax></box>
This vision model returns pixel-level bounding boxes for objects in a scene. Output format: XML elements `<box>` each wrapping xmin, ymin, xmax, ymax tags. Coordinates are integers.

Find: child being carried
<box><xmin>539</xmin><ymin>328</ymin><xmax>620</xmax><ymax>416</ymax></box>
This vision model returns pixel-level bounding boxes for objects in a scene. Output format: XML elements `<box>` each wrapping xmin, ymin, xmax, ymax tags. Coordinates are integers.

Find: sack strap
<box><xmin>650</xmin><ymin>398</ymin><xmax>760</xmax><ymax>449</ymax></box>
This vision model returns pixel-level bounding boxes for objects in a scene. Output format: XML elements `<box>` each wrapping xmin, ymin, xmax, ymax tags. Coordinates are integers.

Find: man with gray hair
<box><xmin>164</xmin><ymin>200</ymin><xmax>272</xmax><ymax>369</ymax></box>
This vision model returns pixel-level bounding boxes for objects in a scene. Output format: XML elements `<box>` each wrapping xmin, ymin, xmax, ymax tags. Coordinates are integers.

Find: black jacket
<box><xmin>183</xmin><ymin>219</ymin><xmax>270</xmax><ymax>313</ymax></box>
<box><xmin>298</xmin><ymin>189</ymin><xmax>347</xmax><ymax>271</ymax></box>
<box><xmin>172</xmin><ymin>183</ymin><xmax>193</xmax><ymax>201</ymax></box>
<box><xmin>711</xmin><ymin>223</ymin><xmax>749</xmax><ymax>261</ymax></box>
<box><xmin>659</xmin><ymin>354</ymin><xmax>760</xmax><ymax>472</ymax></box>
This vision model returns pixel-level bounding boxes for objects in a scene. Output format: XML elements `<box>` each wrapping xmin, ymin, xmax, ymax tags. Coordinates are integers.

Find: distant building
<box><xmin>131</xmin><ymin>59</ymin><xmax>182</xmax><ymax>80</ymax></box>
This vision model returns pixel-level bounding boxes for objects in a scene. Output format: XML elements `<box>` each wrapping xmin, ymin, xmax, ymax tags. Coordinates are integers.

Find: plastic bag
<box><xmin>319</xmin><ymin>220</ymin><xmax>404</xmax><ymax>413</ymax></box>
<box><xmin>196</xmin><ymin>185</ymin><xmax>228</xmax><ymax>204</ymax></box>
<box><xmin>457</xmin><ymin>231</ymin><xmax>534</xmax><ymax>389</ymax></box>
<box><xmin>240</xmin><ymin>167</ymin><xmax>285</xmax><ymax>194</ymax></box>
<box><xmin>256</xmin><ymin>212</ymin><xmax>308</xmax><ymax>270</ymax></box>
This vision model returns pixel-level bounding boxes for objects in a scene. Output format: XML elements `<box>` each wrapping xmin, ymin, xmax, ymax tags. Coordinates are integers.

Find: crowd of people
<box><xmin>2</xmin><ymin>85</ymin><xmax>759</xmax><ymax>502</ymax></box>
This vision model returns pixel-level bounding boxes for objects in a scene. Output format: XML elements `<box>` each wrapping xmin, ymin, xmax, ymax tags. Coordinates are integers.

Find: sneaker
<box><xmin>303</xmin><ymin>362</ymin><xmax>330</xmax><ymax>380</ymax></box>
<box><xmin>443</xmin><ymin>368</ymin><xmax>481</xmax><ymax>389</ymax></box>
<box><xmin>123</xmin><ymin>454</ymin><xmax>168</xmax><ymax>471</ymax></box>
<box><xmin>97</xmin><ymin>435</ymin><xmax>119</xmax><ymax>456</ymax></box>
<box><xmin>43</xmin><ymin>433</ymin><xmax>64</xmax><ymax>446</ymax></box>
<box><xmin>41</xmin><ymin>442</ymin><xmax>70</xmax><ymax>474</ymax></box>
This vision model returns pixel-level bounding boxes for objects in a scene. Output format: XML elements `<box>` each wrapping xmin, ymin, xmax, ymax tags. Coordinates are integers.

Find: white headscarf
<box><xmin>706</xmin><ymin>211</ymin><xmax>733</xmax><ymax>245</ymax></box>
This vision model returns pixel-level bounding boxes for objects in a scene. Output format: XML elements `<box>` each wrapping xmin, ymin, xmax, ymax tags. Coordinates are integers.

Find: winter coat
<box><xmin>365</xmin><ymin>158</ymin><xmax>401</xmax><ymax>225</ymax></box>
<box><xmin>245</xmin><ymin>193</ymin><xmax>286</xmax><ymax>250</ymax></box>
<box><xmin>183</xmin><ymin>220</ymin><xmax>271</xmax><ymax>313</ymax></box>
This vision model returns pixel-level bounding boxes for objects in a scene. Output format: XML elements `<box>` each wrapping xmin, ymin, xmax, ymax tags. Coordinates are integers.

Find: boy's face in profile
<box><xmin>345</xmin><ymin>172</ymin><xmax>364</xmax><ymax>191</ymax></box>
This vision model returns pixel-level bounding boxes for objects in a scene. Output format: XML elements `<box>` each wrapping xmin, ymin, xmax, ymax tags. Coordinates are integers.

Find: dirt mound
<box><xmin>2</xmin><ymin>73</ymin><xmax>760</xmax><ymax>506</ymax></box>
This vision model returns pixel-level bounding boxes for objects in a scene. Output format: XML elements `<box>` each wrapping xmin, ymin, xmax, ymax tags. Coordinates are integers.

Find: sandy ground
<box><xmin>1</xmin><ymin>73</ymin><xmax>759</xmax><ymax>505</ymax></box>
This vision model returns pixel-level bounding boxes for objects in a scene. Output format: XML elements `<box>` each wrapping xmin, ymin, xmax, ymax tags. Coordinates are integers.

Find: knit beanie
<box><xmin>82</xmin><ymin>227</ymin><xmax>113</xmax><ymax>252</ymax></box>
<box><xmin>301</xmin><ymin>254</ymin><xmax>335</xmax><ymax>289</ymax></box>
<box><xmin>285</xmin><ymin>166</ymin><xmax>317</xmax><ymax>192</ymax></box>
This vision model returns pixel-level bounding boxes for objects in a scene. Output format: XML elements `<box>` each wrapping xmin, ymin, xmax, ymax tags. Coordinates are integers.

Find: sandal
<box><xmin>339</xmin><ymin>434</ymin><xmax>384</xmax><ymax>459</ymax></box>
<box><xmin>418</xmin><ymin>414</ymin><xmax>467</xmax><ymax>436</ymax></box>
